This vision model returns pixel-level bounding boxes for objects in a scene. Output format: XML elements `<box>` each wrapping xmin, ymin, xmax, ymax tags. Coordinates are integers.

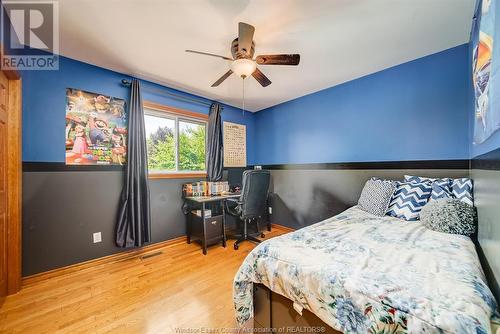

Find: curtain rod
<box><xmin>121</xmin><ymin>79</ymin><xmax>218</xmax><ymax>108</ymax></box>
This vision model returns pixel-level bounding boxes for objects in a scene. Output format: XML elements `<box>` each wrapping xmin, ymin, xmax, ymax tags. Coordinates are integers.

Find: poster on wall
<box><xmin>473</xmin><ymin>0</ymin><xmax>499</xmax><ymax>144</ymax></box>
<box><xmin>223</xmin><ymin>121</ymin><xmax>246</xmax><ymax>167</ymax></box>
<box><xmin>65</xmin><ymin>88</ymin><xmax>128</xmax><ymax>165</ymax></box>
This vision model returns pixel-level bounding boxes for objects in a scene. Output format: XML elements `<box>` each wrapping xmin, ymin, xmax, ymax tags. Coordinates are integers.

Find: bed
<box><xmin>233</xmin><ymin>206</ymin><xmax>498</xmax><ymax>333</ymax></box>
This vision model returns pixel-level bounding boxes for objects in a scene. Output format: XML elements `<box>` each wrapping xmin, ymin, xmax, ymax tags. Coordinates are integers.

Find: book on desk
<box><xmin>182</xmin><ymin>181</ymin><xmax>230</xmax><ymax>197</ymax></box>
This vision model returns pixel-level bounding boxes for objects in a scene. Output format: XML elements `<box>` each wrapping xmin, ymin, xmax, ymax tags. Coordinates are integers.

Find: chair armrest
<box><xmin>226</xmin><ymin>198</ymin><xmax>243</xmax><ymax>205</ymax></box>
<box><xmin>225</xmin><ymin>197</ymin><xmax>243</xmax><ymax>217</ymax></box>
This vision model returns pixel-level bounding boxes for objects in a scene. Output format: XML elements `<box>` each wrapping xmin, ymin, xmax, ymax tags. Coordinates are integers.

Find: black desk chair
<box><xmin>225</xmin><ymin>170</ymin><xmax>270</xmax><ymax>250</ymax></box>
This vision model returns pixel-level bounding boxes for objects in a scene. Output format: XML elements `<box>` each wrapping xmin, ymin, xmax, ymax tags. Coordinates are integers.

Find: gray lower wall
<box><xmin>471</xmin><ymin>168</ymin><xmax>500</xmax><ymax>304</ymax></box>
<box><xmin>268</xmin><ymin>169</ymin><xmax>469</xmax><ymax>229</ymax></box>
<box><xmin>22</xmin><ymin>167</ymin><xmax>470</xmax><ymax>277</ymax></box>
<box><xmin>22</xmin><ymin>171</ymin><xmax>198</xmax><ymax>276</ymax></box>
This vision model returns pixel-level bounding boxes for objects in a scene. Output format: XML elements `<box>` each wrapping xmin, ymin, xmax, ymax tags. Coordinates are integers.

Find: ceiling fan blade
<box><xmin>211</xmin><ymin>70</ymin><xmax>233</xmax><ymax>87</ymax></box>
<box><xmin>185</xmin><ymin>50</ymin><xmax>233</xmax><ymax>61</ymax></box>
<box><xmin>256</xmin><ymin>54</ymin><xmax>300</xmax><ymax>65</ymax></box>
<box><xmin>252</xmin><ymin>68</ymin><xmax>272</xmax><ymax>87</ymax></box>
<box><xmin>238</xmin><ymin>22</ymin><xmax>255</xmax><ymax>55</ymax></box>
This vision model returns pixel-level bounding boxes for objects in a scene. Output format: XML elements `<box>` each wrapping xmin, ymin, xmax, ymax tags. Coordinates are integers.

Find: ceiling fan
<box><xmin>186</xmin><ymin>22</ymin><xmax>300</xmax><ymax>87</ymax></box>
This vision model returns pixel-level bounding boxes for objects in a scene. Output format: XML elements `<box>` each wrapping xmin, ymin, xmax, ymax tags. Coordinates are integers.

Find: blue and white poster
<box><xmin>473</xmin><ymin>0</ymin><xmax>500</xmax><ymax>144</ymax></box>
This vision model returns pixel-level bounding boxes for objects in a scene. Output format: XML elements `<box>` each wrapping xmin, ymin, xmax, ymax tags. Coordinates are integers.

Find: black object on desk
<box><xmin>184</xmin><ymin>194</ymin><xmax>240</xmax><ymax>255</ymax></box>
<box><xmin>226</xmin><ymin>170</ymin><xmax>271</xmax><ymax>250</ymax></box>
<box><xmin>227</xmin><ymin>167</ymin><xmax>247</xmax><ymax>192</ymax></box>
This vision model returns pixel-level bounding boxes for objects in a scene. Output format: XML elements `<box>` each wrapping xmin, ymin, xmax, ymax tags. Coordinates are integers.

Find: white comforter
<box><xmin>233</xmin><ymin>206</ymin><xmax>497</xmax><ymax>333</ymax></box>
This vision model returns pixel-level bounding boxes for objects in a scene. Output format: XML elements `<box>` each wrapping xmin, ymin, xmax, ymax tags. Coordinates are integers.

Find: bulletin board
<box><xmin>223</xmin><ymin>121</ymin><xmax>246</xmax><ymax>167</ymax></box>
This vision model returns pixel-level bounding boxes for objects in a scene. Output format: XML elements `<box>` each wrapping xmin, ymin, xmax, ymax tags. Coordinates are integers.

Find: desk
<box><xmin>184</xmin><ymin>193</ymin><xmax>240</xmax><ymax>255</ymax></box>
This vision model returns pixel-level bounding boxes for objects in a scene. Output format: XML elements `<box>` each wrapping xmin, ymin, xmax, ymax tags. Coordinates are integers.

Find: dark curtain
<box><xmin>206</xmin><ymin>103</ymin><xmax>223</xmax><ymax>181</ymax></box>
<box><xmin>116</xmin><ymin>79</ymin><xmax>151</xmax><ymax>248</ymax></box>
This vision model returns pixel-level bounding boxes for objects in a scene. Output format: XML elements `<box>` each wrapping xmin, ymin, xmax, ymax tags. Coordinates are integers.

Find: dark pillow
<box><xmin>419</xmin><ymin>199</ymin><xmax>476</xmax><ymax>236</ymax></box>
<box><xmin>358</xmin><ymin>178</ymin><xmax>396</xmax><ymax>216</ymax></box>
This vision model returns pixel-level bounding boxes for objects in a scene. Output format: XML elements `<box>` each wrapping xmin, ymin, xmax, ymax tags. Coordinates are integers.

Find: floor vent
<box><xmin>141</xmin><ymin>251</ymin><xmax>163</xmax><ymax>260</ymax></box>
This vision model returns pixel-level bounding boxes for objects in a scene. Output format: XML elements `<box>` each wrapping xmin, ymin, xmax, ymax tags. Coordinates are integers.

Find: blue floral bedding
<box><xmin>233</xmin><ymin>206</ymin><xmax>498</xmax><ymax>333</ymax></box>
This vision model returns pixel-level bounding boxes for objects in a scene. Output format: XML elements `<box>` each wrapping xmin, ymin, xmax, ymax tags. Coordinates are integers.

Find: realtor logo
<box><xmin>1</xmin><ymin>0</ymin><xmax>59</xmax><ymax>70</ymax></box>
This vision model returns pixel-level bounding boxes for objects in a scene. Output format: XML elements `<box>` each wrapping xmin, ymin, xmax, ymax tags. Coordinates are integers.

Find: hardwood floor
<box><xmin>0</xmin><ymin>228</ymin><xmax>289</xmax><ymax>334</ymax></box>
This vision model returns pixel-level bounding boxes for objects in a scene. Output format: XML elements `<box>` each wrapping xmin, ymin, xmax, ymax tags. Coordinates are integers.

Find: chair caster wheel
<box><xmin>234</xmin><ymin>244</ymin><xmax>239</xmax><ymax>250</ymax></box>
<box><xmin>261</xmin><ymin>233</ymin><xmax>265</xmax><ymax>238</ymax></box>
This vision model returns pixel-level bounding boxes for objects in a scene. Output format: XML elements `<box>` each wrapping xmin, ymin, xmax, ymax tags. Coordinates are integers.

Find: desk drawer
<box><xmin>205</xmin><ymin>215</ymin><xmax>223</xmax><ymax>240</ymax></box>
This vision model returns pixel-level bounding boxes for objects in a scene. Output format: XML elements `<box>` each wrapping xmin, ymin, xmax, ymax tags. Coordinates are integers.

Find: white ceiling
<box><xmin>57</xmin><ymin>0</ymin><xmax>476</xmax><ymax>112</ymax></box>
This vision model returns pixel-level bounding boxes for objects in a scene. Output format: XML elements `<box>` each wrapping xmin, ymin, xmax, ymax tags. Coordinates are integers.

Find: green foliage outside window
<box><xmin>146</xmin><ymin>121</ymin><xmax>206</xmax><ymax>172</ymax></box>
<box><xmin>179</xmin><ymin>123</ymin><xmax>206</xmax><ymax>171</ymax></box>
<box><xmin>147</xmin><ymin>125</ymin><xmax>175</xmax><ymax>171</ymax></box>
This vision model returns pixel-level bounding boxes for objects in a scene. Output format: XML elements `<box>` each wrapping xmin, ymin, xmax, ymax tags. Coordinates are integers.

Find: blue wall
<box><xmin>21</xmin><ymin>56</ymin><xmax>256</xmax><ymax>164</ymax></box>
<box><xmin>253</xmin><ymin>44</ymin><xmax>471</xmax><ymax>165</ymax></box>
<box><xmin>22</xmin><ymin>44</ymin><xmax>473</xmax><ymax>166</ymax></box>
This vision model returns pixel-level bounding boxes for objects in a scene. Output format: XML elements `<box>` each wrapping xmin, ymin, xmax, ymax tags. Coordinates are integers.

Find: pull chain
<box><xmin>242</xmin><ymin>77</ymin><xmax>245</xmax><ymax>115</ymax></box>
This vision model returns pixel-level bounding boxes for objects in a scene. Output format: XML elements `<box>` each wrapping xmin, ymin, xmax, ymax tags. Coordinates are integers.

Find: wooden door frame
<box><xmin>1</xmin><ymin>46</ymin><xmax>22</xmax><ymax>295</ymax></box>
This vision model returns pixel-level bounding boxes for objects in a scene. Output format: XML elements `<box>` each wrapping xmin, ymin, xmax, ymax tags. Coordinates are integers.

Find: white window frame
<box><xmin>144</xmin><ymin>103</ymin><xmax>208</xmax><ymax>178</ymax></box>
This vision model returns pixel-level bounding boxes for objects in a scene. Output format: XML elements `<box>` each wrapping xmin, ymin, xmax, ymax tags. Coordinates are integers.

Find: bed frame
<box><xmin>253</xmin><ymin>284</ymin><xmax>500</xmax><ymax>333</ymax></box>
<box><xmin>253</xmin><ymin>284</ymin><xmax>342</xmax><ymax>333</ymax></box>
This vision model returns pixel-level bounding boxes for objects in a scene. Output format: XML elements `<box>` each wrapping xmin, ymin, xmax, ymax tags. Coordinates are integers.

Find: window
<box><xmin>144</xmin><ymin>103</ymin><xmax>207</xmax><ymax>177</ymax></box>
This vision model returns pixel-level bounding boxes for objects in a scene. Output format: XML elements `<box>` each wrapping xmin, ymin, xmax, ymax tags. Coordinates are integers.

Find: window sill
<box><xmin>148</xmin><ymin>172</ymin><xmax>207</xmax><ymax>180</ymax></box>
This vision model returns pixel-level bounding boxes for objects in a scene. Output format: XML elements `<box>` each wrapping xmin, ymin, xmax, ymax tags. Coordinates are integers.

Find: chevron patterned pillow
<box><xmin>451</xmin><ymin>178</ymin><xmax>474</xmax><ymax>206</ymax></box>
<box><xmin>404</xmin><ymin>175</ymin><xmax>453</xmax><ymax>201</ymax></box>
<box><xmin>431</xmin><ymin>183</ymin><xmax>453</xmax><ymax>200</ymax></box>
<box><xmin>404</xmin><ymin>175</ymin><xmax>450</xmax><ymax>185</ymax></box>
<box><xmin>386</xmin><ymin>181</ymin><xmax>432</xmax><ymax>221</ymax></box>
<box><xmin>404</xmin><ymin>175</ymin><xmax>473</xmax><ymax>206</ymax></box>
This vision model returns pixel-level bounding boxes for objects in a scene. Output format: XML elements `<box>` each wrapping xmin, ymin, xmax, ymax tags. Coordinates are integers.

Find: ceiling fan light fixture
<box><xmin>231</xmin><ymin>58</ymin><xmax>256</xmax><ymax>78</ymax></box>
<box><xmin>187</xmin><ymin>22</ymin><xmax>299</xmax><ymax>87</ymax></box>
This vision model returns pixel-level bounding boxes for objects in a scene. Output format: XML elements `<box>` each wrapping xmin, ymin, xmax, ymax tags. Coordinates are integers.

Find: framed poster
<box><xmin>473</xmin><ymin>0</ymin><xmax>499</xmax><ymax>144</ymax></box>
<box><xmin>223</xmin><ymin>121</ymin><xmax>246</xmax><ymax>167</ymax></box>
<box><xmin>65</xmin><ymin>88</ymin><xmax>127</xmax><ymax>165</ymax></box>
